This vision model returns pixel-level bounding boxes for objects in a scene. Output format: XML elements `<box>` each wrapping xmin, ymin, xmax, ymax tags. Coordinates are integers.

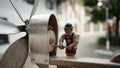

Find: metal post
<box><xmin>106</xmin><ymin>7</ymin><xmax>110</xmax><ymax>50</ymax></box>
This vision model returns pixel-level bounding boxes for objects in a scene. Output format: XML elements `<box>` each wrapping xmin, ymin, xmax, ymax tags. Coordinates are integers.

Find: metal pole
<box><xmin>106</xmin><ymin>7</ymin><xmax>110</xmax><ymax>50</ymax></box>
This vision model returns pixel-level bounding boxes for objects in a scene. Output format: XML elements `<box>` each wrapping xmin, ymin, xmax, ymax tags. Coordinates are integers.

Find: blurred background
<box><xmin>0</xmin><ymin>0</ymin><xmax>120</xmax><ymax>68</ymax></box>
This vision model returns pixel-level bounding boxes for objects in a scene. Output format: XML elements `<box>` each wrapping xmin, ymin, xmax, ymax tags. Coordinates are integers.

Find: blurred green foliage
<box><xmin>98</xmin><ymin>37</ymin><xmax>106</xmax><ymax>45</ymax></box>
<box><xmin>83</xmin><ymin>0</ymin><xmax>120</xmax><ymax>23</ymax></box>
<box><xmin>98</xmin><ymin>36</ymin><xmax>120</xmax><ymax>45</ymax></box>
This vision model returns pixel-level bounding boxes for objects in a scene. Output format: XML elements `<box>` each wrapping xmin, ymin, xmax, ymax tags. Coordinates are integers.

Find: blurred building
<box><xmin>56</xmin><ymin>0</ymin><xmax>106</xmax><ymax>36</ymax></box>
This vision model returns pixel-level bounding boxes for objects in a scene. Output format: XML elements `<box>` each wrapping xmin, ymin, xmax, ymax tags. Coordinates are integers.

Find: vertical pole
<box><xmin>106</xmin><ymin>7</ymin><xmax>110</xmax><ymax>50</ymax></box>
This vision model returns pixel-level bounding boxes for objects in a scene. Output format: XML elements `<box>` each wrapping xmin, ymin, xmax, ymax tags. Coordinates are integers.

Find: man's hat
<box><xmin>64</xmin><ymin>23</ymin><xmax>73</xmax><ymax>29</ymax></box>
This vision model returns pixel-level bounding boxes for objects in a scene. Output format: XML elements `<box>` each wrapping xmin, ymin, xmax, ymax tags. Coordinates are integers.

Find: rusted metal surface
<box><xmin>111</xmin><ymin>53</ymin><xmax>120</xmax><ymax>63</ymax></box>
<box><xmin>50</xmin><ymin>56</ymin><xmax>120</xmax><ymax>68</ymax></box>
<box><xmin>0</xmin><ymin>36</ymin><xmax>28</xmax><ymax>68</ymax></box>
<box><xmin>28</xmin><ymin>14</ymin><xmax>58</xmax><ymax>65</ymax></box>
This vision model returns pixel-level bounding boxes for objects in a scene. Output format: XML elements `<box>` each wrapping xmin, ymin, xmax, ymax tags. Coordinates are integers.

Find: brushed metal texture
<box><xmin>0</xmin><ymin>36</ymin><xmax>28</xmax><ymax>68</ymax></box>
<box><xmin>28</xmin><ymin>14</ymin><xmax>58</xmax><ymax>64</ymax></box>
